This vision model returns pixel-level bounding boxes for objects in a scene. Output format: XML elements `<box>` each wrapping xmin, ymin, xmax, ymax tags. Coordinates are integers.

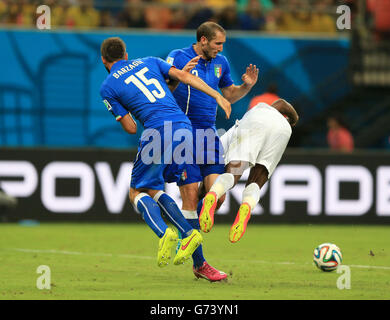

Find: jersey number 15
<box><xmin>124</xmin><ymin>67</ymin><xmax>166</xmax><ymax>103</ymax></box>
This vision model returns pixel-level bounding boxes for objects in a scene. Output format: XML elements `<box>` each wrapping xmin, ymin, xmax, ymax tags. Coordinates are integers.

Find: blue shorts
<box><xmin>177</xmin><ymin>126</ymin><xmax>225</xmax><ymax>187</ymax></box>
<box><xmin>131</xmin><ymin>121</ymin><xmax>193</xmax><ymax>190</ymax></box>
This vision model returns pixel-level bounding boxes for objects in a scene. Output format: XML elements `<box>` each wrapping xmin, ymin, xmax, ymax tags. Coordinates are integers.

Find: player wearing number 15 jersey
<box><xmin>99</xmin><ymin>37</ymin><xmax>231</xmax><ymax>269</ymax></box>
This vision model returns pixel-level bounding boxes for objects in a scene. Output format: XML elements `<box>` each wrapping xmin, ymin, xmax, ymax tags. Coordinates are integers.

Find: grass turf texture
<box><xmin>0</xmin><ymin>223</ymin><xmax>389</xmax><ymax>300</ymax></box>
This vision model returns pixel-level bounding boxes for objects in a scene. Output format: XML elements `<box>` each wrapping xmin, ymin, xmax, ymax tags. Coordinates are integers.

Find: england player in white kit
<box><xmin>198</xmin><ymin>99</ymin><xmax>299</xmax><ymax>242</ymax></box>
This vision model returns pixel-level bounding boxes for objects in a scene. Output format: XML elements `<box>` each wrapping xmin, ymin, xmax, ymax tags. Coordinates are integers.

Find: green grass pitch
<box><xmin>0</xmin><ymin>223</ymin><xmax>389</xmax><ymax>300</ymax></box>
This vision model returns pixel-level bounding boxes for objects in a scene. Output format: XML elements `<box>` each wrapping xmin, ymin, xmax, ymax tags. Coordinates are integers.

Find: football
<box><xmin>313</xmin><ymin>243</ymin><xmax>343</xmax><ymax>272</ymax></box>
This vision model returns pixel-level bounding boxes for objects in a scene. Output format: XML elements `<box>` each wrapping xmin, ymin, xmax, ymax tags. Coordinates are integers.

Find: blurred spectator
<box><xmin>248</xmin><ymin>84</ymin><xmax>280</xmax><ymax>110</ymax></box>
<box><xmin>237</xmin><ymin>0</ymin><xmax>274</xmax><ymax>13</ymax></box>
<box><xmin>158</xmin><ymin>0</ymin><xmax>182</xmax><ymax>4</ymax></box>
<box><xmin>50</xmin><ymin>1</ymin><xmax>69</xmax><ymax>28</ymax></box>
<box><xmin>239</xmin><ymin>0</ymin><xmax>266</xmax><ymax>31</ymax></box>
<box><xmin>17</xmin><ymin>0</ymin><xmax>35</xmax><ymax>26</ymax></box>
<box><xmin>277</xmin><ymin>0</ymin><xmax>313</xmax><ymax>33</ymax></box>
<box><xmin>265</xmin><ymin>6</ymin><xmax>285</xmax><ymax>32</ymax></box>
<box><xmin>7</xmin><ymin>2</ymin><xmax>27</xmax><ymax>25</ymax></box>
<box><xmin>0</xmin><ymin>0</ymin><xmax>6</xmax><ymax>24</ymax></box>
<box><xmin>367</xmin><ymin>0</ymin><xmax>390</xmax><ymax>40</ymax></box>
<box><xmin>144</xmin><ymin>4</ymin><xmax>172</xmax><ymax>29</ymax></box>
<box><xmin>218</xmin><ymin>5</ymin><xmax>240</xmax><ymax>30</ymax></box>
<box><xmin>95</xmin><ymin>0</ymin><xmax>125</xmax><ymax>15</ymax></box>
<box><xmin>0</xmin><ymin>0</ymin><xmax>351</xmax><ymax>34</ymax></box>
<box><xmin>185</xmin><ymin>3</ymin><xmax>216</xmax><ymax>29</ymax></box>
<box><xmin>117</xmin><ymin>0</ymin><xmax>147</xmax><ymax>28</ymax></box>
<box><xmin>169</xmin><ymin>7</ymin><xmax>189</xmax><ymax>29</ymax></box>
<box><xmin>311</xmin><ymin>0</ymin><xmax>336</xmax><ymax>33</ymax></box>
<box><xmin>99</xmin><ymin>10</ymin><xmax>115</xmax><ymax>28</ymax></box>
<box><xmin>65</xmin><ymin>0</ymin><xmax>100</xmax><ymax>28</ymax></box>
<box><xmin>327</xmin><ymin>114</ymin><xmax>354</xmax><ymax>153</ymax></box>
<box><xmin>206</xmin><ymin>0</ymin><xmax>236</xmax><ymax>11</ymax></box>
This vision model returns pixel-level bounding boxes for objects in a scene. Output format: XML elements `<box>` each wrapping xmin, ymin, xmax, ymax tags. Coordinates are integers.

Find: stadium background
<box><xmin>0</xmin><ymin>0</ymin><xmax>390</xmax><ymax>225</ymax></box>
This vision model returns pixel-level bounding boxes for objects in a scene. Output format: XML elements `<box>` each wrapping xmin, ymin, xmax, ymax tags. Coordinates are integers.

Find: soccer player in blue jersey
<box><xmin>166</xmin><ymin>22</ymin><xmax>259</xmax><ymax>281</ymax></box>
<box><xmin>99</xmin><ymin>37</ymin><xmax>231</xmax><ymax>268</ymax></box>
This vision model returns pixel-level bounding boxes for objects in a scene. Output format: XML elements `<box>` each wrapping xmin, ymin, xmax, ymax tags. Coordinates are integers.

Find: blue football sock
<box><xmin>186</xmin><ymin>216</ymin><xmax>206</xmax><ymax>269</ymax></box>
<box><xmin>135</xmin><ymin>193</ymin><xmax>168</xmax><ymax>238</ymax></box>
<box><xmin>197</xmin><ymin>199</ymin><xmax>203</xmax><ymax>216</ymax></box>
<box><xmin>154</xmin><ymin>192</ymin><xmax>193</xmax><ymax>237</ymax></box>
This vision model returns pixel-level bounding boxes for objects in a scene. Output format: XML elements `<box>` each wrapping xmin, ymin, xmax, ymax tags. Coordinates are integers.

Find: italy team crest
<box><xmin>214</xmin><ymin>64</ymin><xmax>222</xmax><ymax>78</ymax></box>
<box><xmin>181</xmin><ymin>169</ymin><xmax>187</xmax><ymax>181</ymax></box>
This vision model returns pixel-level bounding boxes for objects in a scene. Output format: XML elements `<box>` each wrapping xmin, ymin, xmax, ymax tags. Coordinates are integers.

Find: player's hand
<box><xmin>182</xmin><ymin>56</ymin><xmax>200</xmax><ymax>73</ymax></box>
<box><xmin>241</xmin><ymin>64</ymin><xmax>259</xmax><ymax>87</ymax></box>
<box><xmin>216</xmin><ymin>94</ymin><xmax>231</xmax><ymax>119</ymax></box>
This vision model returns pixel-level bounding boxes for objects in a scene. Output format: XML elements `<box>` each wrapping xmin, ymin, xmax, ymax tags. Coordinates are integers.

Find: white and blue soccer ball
<box><xmin>313</xmin><ymin>243</ymin><xmax>343</xmax><ymax>272</ymax></box>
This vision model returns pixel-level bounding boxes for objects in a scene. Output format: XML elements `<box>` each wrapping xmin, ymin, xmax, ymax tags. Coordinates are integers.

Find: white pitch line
<box><xmin>10</xmin><ymin>248</ymin><xmax>390</xmax><ymax>270</ymax></box>
<box><xmin>348</xmin><ymin>264</ymin><xmax>390</xmax><ymax>271</ymax></box>
<box><xmin>218</xmin><ymin>257</ymin><xmax>390</xmax><ymax>270</ymax></box>
<box><xmin>12</xmin><ymin>248</ymin><xmax>153</xmax><ymax>260</ymax></box>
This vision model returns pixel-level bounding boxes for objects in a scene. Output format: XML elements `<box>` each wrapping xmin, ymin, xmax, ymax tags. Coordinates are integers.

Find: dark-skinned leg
<box><xmin>229</xmin><ymin>164</ymin><xmax>269</xmax><ymax>243</ymax></box>
<box><xmin>198</xmin><ymin>161</ymin><xmax>247</xmax><ymax>232</ymax></box>
<box><xmin>246</xmin><ymin>163</ymin><xmax>269</xmax><ymax>189</ymax></box>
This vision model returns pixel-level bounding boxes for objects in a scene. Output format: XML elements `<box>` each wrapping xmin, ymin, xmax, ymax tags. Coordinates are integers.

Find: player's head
<box><xmin>271</xmin><ymin>99</ymin><xmax>299</xmax><ymax>127</ymax></box>
<box><xmin>196</xmin><ymin>22</ymin><xmax>226</xmax><ymax>60</ymax></box>
<box><xmin>101</xmin><ymin>37</ymin><xmax>128</xmax><ymax>72</ymax></box>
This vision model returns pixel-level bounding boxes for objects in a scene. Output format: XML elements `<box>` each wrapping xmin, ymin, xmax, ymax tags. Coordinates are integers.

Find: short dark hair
<box><xmin>101</xmin><ymin>37</ymin><xmax>126</xmax><ymax>63</ymax></box>
<box><xmin>196</xmin><ymin>22</ymin><xmax>226</xmax><ymax>42</ymax></box>
<box><xmin>272</xmin><ymin>99</ymin><xmax>299</xmax><ymax>127</ymax></box>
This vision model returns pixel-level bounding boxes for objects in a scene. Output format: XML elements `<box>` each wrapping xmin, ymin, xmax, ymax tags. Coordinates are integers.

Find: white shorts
<box><xmin>220</xmin><ymin>103</ymin><xmax>292</xmax><ymax>178</ymax></box>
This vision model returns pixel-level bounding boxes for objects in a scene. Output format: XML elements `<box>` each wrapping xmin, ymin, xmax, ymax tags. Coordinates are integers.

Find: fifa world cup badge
<box><xmin>214</xmin><ymin>65</ymin><xmax>222</xmax><ymax>78</ymax></box>
<box><xmin>166</xmin><ymin>57</ymin><xmax>174</xmax><ymax>65</ymax></box>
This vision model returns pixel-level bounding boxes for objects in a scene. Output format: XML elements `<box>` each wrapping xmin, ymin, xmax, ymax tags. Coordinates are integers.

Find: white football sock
<box><xmin>210</xmin><ymin>173</ymin><xmax>235</xmax><ymax>198</ymax></box>
<box><xmin>242</xmin><ymin>183</ymin><xmax>261</xmax><ymax>210</ymax></box>
<box><xmin>181</xmin><ymin>210</ymin><xmax>198</xmax><ymax>219</ymax></box>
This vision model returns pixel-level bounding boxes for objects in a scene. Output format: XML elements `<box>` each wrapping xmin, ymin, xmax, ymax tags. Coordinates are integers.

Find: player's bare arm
<box><xmin>119</xmin><ymin>113</ymin><xmax>137</xmax><ymax>134</ymax></box>
<box><xmin>168</xmin><ymin>67</ymin><xmax>231</xmax><ymax>119</ymax></box>
<box><xmin>221</xmin><ymin>64</ymin><xmax>259</xmax><ymax>104</ymax></box>
<box><xmin>167</xmin><ymin>56</ymin><xmax>201</xmax><ymax>92</ymax></box>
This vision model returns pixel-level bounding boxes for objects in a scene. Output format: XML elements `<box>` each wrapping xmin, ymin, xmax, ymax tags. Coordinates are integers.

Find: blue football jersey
<box><xmin>166</xmin><ymin>45</ymin><xmax>234</xmax><ymax>128</ymax></box>
<box><xmin>100</xmin><ymin>57</ymin><xmax>190</xmax><ymax>129</ymax></box>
